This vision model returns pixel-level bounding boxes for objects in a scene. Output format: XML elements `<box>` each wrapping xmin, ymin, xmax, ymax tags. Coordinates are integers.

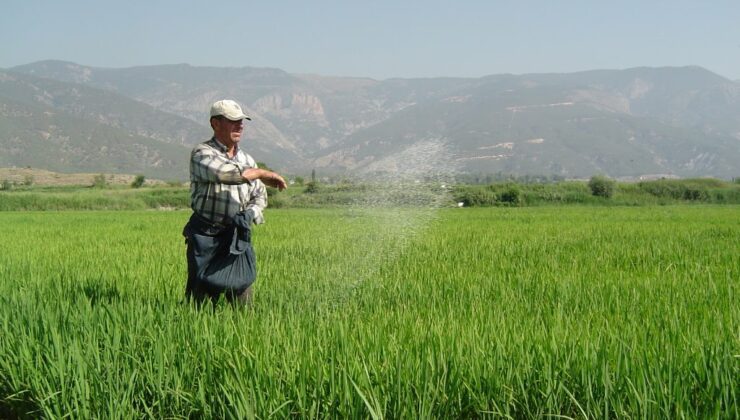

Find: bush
<box><xmin>499</xmin><ymin>185</ymin><xmax>522</xmax><ymax>205</ymax></box>
<box><xmin>131</xmin><ymin>175</ymin><xmax>146</xmax><ymax>188</ymax></box>
<box><xmin>682</xmin><ymin>188</ymin><xmax>707</xmax><ymax>201</ymax></box>
<box><xmin>637</xmin><ymin>179</ymin><xmax>728</xmax><ymax>202</ymax></box>
<box><xmin>455</xmin><ymin>188</ymin><xmax>496</xmax><ymax>207</ymax></box>
<box><xmin>588</xmin><ymin>175</ymin><xmax>615</xmax><ymax>198</ymax></box>
<box><xmin>1</xmin><ymin>179</ymin><xmax>12</xmax><ymax>191</ymax></box>
<box><xmin>92</xmin><ymin>174</ymin><xmax>108</xmax><ymax>188</ymax></box>
<box><xmin>304</xmin><ymin>181</ymin><xmax>320</xmax><ymax>194</ymax></box>
<box><xmin>266</xmin><ymin>193</ymin><xmax>287</xmax><ymax>208</ymax></box>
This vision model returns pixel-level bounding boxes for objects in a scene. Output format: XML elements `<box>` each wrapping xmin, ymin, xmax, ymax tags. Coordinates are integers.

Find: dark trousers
<box><xmin>185</xmin><ymin>239</ymin><xmax>253</xmax><ymax>307</ymax></box>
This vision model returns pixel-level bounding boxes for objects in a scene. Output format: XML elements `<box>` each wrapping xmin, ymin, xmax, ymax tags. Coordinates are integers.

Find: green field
<box><xmin>0</xmin><ymin>207</ymin><xmax>737</xmax><ymax>418</ymax></box>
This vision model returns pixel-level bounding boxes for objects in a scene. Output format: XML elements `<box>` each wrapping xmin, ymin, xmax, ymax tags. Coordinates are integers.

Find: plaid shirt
<box><xmin>189</xmin><ymin>137</ymin><xmax>266</xmax><ymax>227</ymax></box>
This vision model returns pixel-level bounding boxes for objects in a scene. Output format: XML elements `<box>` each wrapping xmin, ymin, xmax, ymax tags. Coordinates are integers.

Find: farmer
<box><xmin>183</xmin><ymin>99</ymin><xmax>287</xmax><ymax>306</ymax></box>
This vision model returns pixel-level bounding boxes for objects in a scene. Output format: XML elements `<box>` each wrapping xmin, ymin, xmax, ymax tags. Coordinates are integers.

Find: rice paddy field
<box><xmin>0</xmin><ymin>206</ymin><xmax>737</xmax><ymax>418</ymax></box>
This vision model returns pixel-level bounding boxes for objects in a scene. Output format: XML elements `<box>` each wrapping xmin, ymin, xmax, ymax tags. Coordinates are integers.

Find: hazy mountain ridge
<box><xmin>3</xmin><ymin>60</ymin><xmax>739</xmax><ymax>179</ymax></box>
<box><xmin>0</xmin><ymin>69</ymin><xmax>209</xmax><ymax>145</ymax></box>
<box><xmin>0</xmin><ymin>88</ymin><xmax>189</xmax><ymax>179</ymax></box>
<box><xmin>328</xmin><ymin>68</ymin><xmax>740</xmax><ymax>177</ymax></box>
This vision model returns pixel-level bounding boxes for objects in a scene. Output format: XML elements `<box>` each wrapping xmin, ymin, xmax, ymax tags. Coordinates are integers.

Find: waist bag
<box><xmin>184</xmin><ymin>211</ymin><xmax>256</xmax><ymax>293</ymax></box>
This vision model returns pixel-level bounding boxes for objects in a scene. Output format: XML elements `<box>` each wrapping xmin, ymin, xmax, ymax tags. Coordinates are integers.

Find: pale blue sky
<box><xmin>2</xmin><ymin>1</ymin><xmax>739</xmax><ymax>80</ymax></box>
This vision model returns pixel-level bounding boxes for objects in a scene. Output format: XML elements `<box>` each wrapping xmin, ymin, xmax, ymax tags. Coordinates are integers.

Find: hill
<box><xmin>3</xmin><ymin>61</ymin><xmax>740</xmax><ymax>179</ymax></box>
<box><xmin>0</xmin><ymin>71</ymin><xmax>198</xmax><ymax>179</ymax></box>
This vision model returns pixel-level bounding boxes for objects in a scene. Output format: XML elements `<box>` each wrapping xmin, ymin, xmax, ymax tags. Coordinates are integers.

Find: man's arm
<box><xmin>241</xmin><ymin>168</ymin><xmax>287</xmax><ymax>190</ymax></box>
<box><xmin>191</xmin><ymin>147</ymin><xmax>245</xmax><ymax>185</ymax></box>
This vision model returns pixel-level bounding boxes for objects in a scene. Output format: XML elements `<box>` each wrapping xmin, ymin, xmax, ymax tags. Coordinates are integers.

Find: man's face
<box><xmin>212</xmin><ymin>117</ymin><xmax>244</xmax><ymax>145</ymax></box>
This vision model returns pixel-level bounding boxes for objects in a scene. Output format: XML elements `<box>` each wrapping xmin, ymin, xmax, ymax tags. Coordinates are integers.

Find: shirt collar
<box><xmin>210</xmin><ymin>137</ymin><xmax>240</xmax><ymax>155</ymax></box>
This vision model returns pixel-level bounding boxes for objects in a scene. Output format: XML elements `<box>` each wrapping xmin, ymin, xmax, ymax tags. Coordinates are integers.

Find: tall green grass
<box><xmin>0</xmin><ymin>207</ymin><xmax>737</xmax><ymax>417</ymax></box>
<box><xmin>453</xmin><ymin>178</ymin><xmax>740</xmax><ymax>207</ymax></box>
<box><xmin>2</xmin><ymin>178</ymin><xmax>739</xmax><ymax>211</ymax></box>
<box><xmin>0</xmin><ymin>187</ymin><xmax>190</xmax><ymax>211</ymax></box>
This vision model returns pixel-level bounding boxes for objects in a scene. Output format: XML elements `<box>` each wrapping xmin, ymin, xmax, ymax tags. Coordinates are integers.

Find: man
<box><xmin>184</xmin><ymin>99</ymin><xmax>287</xmax><ymax>306</ymax></box>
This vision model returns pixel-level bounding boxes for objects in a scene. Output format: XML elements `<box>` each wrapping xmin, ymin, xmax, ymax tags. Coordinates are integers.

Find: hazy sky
<box><xmin>2</xmin><ymin>1</ymin><xmax>739</xmax><ymax>80</ymax></box>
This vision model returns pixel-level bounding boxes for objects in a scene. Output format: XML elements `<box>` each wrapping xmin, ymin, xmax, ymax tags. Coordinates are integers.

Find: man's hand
<box><xmin>261</xmin><ymin>171</ymin><xmax>288</xmax><ymax>190</ymax></box>
<box><xmin>242</xmin><ymin>168</ymin><xmax>288</xmax><ymax>191</ymax></box>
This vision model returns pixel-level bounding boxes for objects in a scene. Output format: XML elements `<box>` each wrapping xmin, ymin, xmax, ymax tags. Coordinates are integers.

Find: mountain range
<box><xmin>1</xmin><ymin>60</ymin><xmax>738</xmax><ymax>180</ymax></box>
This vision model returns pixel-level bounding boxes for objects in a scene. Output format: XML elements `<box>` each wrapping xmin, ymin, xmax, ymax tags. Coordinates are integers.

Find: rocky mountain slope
<box><xmin>3</xmin><ymin>61</ymin><xmax>739</xmax><ymax>179</ymax></box>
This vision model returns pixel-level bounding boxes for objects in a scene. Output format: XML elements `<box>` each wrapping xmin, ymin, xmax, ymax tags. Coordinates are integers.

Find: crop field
<box><xmin>0</xmin><ymin>206</ymin><xmax>737</xmax><ymax>418</ymax></box>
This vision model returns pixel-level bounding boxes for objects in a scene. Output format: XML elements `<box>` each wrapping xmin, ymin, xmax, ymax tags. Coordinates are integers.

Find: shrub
<box><xmin>131</xmin><ymin>175</ymin><xmax>146</xmax><ymax>188</ymax></box>
<box><xmin>588</xmin><ymin>175</ymin><xmax>615</xmax><ymax>198</ymax></box>
<box><xmin>637</xmin><ymin>179</ymin><xmax>732</xmax><ymax>202</ymax></box>
<box><xmin>457</xmin><ymin>188</ymin><xmax>497</xmax><ymax>207</ymax></box>
<box><xmin>304</xmin><ymin>181</ymin><xmax>320</xmax><ymax>194</ymax></box>
<box><xmin>499</xmin><ymin>185</ymin><xmax>522</xmax><ymax>205</ymax></box>
<box><xmin>92</xmin><ymin>174</ymin><xmax>108</xmax><ymax>188</ymax></box>
<box><xmin>267</xmin><ymin>192</ymin><xmax>287</xmax><ymax>208</ymax></box>
<box><xmin>682</xmin><ymin>188</ymin><xmax>707</xmax><ymax>201</ymax></box>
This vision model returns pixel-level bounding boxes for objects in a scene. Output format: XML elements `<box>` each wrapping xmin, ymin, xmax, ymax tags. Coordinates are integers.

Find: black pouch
<box><xmin>185</xmin><ymin>211</ymin><xmax>257</xmax><ymax>293</ymax></box>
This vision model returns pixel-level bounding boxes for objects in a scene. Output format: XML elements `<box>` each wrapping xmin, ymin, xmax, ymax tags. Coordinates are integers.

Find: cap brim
<box><xmin>223</xmin><ymin>114</ymin><xmax>252</xmax><ymax>121</ymax></box>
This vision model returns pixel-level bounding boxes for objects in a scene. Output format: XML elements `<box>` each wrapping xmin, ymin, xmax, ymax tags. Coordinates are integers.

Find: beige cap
<box><xmin>209</xmin><ymin>99</ymin><xmax>251</xmax><ymax>121</ymax></box>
